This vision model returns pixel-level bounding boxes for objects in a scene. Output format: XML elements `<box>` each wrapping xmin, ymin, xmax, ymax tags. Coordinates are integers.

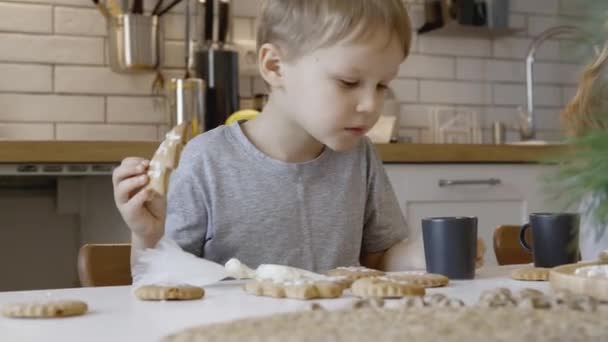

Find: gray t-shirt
<box><xmin>164</xmin><ymin>122</ymin><xmax>407</xmax><ymax>272</ymax></box>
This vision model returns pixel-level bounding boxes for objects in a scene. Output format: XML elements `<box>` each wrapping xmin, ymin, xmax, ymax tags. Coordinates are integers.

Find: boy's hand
<box><xmin>476</xmin><ymin>238</ymin><xmax>486</xmax><ymax>268</ymax></box>
<box><xmin>113</xmin><ymin>157</ymin><xmax>166</xmax><ymax>240</ymax></box>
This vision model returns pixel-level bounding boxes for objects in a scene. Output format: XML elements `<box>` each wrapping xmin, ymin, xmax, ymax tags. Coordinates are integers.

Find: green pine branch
<box><xmin>543</xmin><ymin>125</ymin><xmax>608</xmax><ymax>241</ymax></box>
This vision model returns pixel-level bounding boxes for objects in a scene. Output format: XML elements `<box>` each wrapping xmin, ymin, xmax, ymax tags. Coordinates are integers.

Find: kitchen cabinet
<box><xmin>385</xmin><ymin>164</ymin><xmax>560</xmax><ymax>266</ymax></box>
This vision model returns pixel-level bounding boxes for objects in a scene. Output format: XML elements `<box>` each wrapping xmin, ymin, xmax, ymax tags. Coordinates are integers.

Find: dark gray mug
<box><xmin>422</xmin><ymin>216</ymin><xmax>477</xmax><ymax>279</ymax></box>
<box><xmin>519</xmin><ymin>213</ymin><xmax>580</xmax><ymax>268</ymax></box>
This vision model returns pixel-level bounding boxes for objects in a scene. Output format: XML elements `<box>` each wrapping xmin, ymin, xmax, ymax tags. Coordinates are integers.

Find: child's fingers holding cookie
<box><xmin>116</xmin><ymin>174</ymin><xmax>150</xmax><ymax>205</ymax></box>
<box><xmin>112</xmin><ymin>158</ymin><xmax>149</xmax><ymax>187</ymax></box>
<box><xmin>113</xmin><ymin>158</ymin><xmax>150</xmax><ymax>205</ymax></box>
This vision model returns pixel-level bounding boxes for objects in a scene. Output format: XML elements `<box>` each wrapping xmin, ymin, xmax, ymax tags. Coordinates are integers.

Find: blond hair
<box><xmin>256</xmin><ymin>0</ymin><xmax>412</xmax><ymax>61</ymax></box>
<box><xmin>562</xmin><ymin>43</ymin><xmax>608</xmax><ymax>136</ymax></box>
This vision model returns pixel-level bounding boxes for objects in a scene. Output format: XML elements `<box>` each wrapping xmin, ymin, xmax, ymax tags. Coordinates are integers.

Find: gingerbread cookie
<box><xmin>145</xmin><ymin>122</ymin><xmax>192</xmax><ymax>196</ymax></box>
<box><xmin>134</xmin><ymin>285</ymin><xmax>204</xmax><ymax>301</ymax></box>
<box><xmin>511</xmin><ymin>267</ymin><xmax>550</xmax><ymax>281</ymax></box>
<box><xmin>386</xmin><ymin>271</ymin><xmax>449</xmax><ymax>288</ymax></box>
<box><xmin>599</xmin><ymin>250</ymin><xmax>608</xmax><ymax>262</ymax></box>
<box><xmin>244</xmin><ymin>279</ymin><xmax>345</xmax><ymax>300</ymax></box>
<box><xmin>326</xmin><ymin>266</ymin><xmax>384</xmax><ymax>286</ymax></box>
<box><xmin>2</xmin><ymin>300</ymin><xmax>88</xmax><ymax>318</ymax></box>
<box><xmin>351</xmin><ymin>276</ymin><xmax>425</xmax><ymax>298</ymax></box>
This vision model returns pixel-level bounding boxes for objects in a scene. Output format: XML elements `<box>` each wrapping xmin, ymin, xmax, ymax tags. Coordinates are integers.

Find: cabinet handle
<box><xmin>438</xmin><ymin>178</ymin><xmax>502</xmax><ymax>187</ymax></box>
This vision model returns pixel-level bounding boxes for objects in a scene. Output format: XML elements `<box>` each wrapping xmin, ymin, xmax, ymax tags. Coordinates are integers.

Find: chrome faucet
<box><xmin>521</xmin><ymin>25</ymin><xmax>600</xmax><ymax>141</ymax></box>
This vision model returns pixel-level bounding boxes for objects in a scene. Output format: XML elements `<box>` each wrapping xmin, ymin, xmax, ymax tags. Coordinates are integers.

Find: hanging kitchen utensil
<box><xmin>166</xmin><ymin>78</ymin><xmax>206</xmax><ymax>136</ymax></box>
<box><xmin>218</xmin><ymin>0</ymin><xmax>230</xmax><ymax>48</ymax></box>
<box><xmin>92</xmin><ymin>0</ymin><xmax>110</xmax><ymax>18</ymax></box>
<box><xmin>194</xmin><ymin>0</ymin><xmax>239</xmax><ymax>130</ymax></box>
<box><xmin>205</xmin><ymin>0</ymin><xmax>215</xmax><ymax>46</ymax></box>
<box><xmin>152</xmin><ymin>0</ymin><xmax>165</xmax><ymax>15</ymax></box>
<box><xmin>106</xmin><ymin>0</ymin><xmax>123</xmax><ymax>17</ymax></box>
<box><xmin>131</xmin><ymin>0</ymin><xmax>143</xmax><ymax>14</ymax></box>
<box><xmin>121</xmin><ymin>0</ymin><xmax>129</xmax><ymax>14</ymax></box>
<box><xmin>108</xmin><ymin>13</ymin><xmax>163</xmax><ymax>72</ymax></box>
<box><xmin>184</xmin><ymin>0</ymin><xmax>192</xmax><ymax>78</ymax></box>
<box><xmin>157</xmin><ymin>0</ymin><xmax>185</xmax><ymax>16</ymax></box>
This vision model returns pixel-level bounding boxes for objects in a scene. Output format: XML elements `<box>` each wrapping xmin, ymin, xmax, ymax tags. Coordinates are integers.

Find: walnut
<box><xmin>308</xmin><ymin>303</ymin><xmax>326</xmax><ymax>311</ymax></box>
<box><xmin>517</xmin><ymin>296</ymin><xmax>552</xmax><ymax>310</ymax></box>
<box><xmin>424</xmin><ymin>293</ymin><xmax>448</xmax><ymax>306</ymax></box>
<box><xmin>516</xmin><ymin>288</ymin><xmax>545</xmax><ymax>300</ymax></box>
<box><xmin>569</xmin><ymin>295</ymin><xmax>598</xmax><ymax>313</ymax></box>
<box><xmin>478</xmin><ymin>289</ymin><xmax>516</xmax><ymax>308</ymax></box>
<box><xmin>352</xmin><ymin>298</ymin><xmax>385</xmax><ymax>309</ymax></box>
<box><xmin>400</xmin><ymin>296</ymin><xmax>427</xmax><ymax>309</ymax></box>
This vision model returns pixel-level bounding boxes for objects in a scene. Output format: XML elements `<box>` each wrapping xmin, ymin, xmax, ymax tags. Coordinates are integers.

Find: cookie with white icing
<box><xmin>326</xmin><ymin>266</ymin><xmax>385</xmax><ymax>286</ymax></box>
<box><xmin>511</xmin><ymin>267</ymin><xmax>550</xmax><ymax>281</ymax></box>
<box><xmin>244</xmin><ymin>278</ymin><xmax>346</xmax><ymax>300</ymax></box>
<box><xmin>386</xmin><ymin>271</ymin><xmax>449</xmax><ymax>288</ymax></box>
<box><xmin>351</xmin><ymin>276</ymin><xmax>425</xmax><ymax>298</ymax></box>
<box><xmin>144</xmin><ymin>122</ymin><xmax>192</xmax><ymax>196</ymax></box>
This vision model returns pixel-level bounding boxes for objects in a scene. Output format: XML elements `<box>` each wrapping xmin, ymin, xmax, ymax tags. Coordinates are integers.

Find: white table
<box><xmin>0</xmin><ymin>266</ymin><xmax>549</xmax><ymax>342</ymax></box>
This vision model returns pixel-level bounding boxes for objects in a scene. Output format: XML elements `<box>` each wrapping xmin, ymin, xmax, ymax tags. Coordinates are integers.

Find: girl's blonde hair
<box><xmin>562</xmin><ymin>43</ymin><xmax>608</xmax><ymax>136</ymax></box>
<box><xmin>256</xmin><ymin>0</ymin><xmax>412</xmax><ymax>61</ymax></box>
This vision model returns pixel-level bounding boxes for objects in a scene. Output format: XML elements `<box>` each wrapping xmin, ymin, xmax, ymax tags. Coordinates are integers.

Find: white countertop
<box><xmin>0</xmin><ymin>266</ymin><xmax>548</xmax><ymax>342</ymax></box>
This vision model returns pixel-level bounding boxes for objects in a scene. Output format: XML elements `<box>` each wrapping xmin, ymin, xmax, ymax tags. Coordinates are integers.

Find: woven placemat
<box><xmin>164</xmin><ymin>306</ymin><xmax>608</xmax><ymax>342</ymax></box>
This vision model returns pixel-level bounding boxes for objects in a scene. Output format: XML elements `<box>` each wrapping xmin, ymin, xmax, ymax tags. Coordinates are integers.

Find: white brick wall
<box><xmin>0</xmin><ymin>0</ymin><xmax>590</xmax><ymax>142</ymax></box>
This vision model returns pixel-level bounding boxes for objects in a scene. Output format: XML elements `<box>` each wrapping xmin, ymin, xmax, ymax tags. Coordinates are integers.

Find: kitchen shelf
<box><xmin>0</xmin><ymin>141</ymin><xmax>568</xmax><ymax>165</ymax></box>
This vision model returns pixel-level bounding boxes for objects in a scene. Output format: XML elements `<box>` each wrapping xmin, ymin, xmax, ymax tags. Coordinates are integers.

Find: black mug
<box><xmin>519</xmin><ymin>213</ymin><xmax>580</xmax><ymax>268</ymax></box>
<box><xmin>422</xmin><ymin>216</ymin><xmax>477</xmax><ymax>279</ymax></box>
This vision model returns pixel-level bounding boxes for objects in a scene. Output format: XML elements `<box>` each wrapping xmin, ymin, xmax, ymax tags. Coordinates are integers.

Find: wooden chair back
<box><xmin>77</xmin><ymin>244</ymin><xmax>132</xmax><ymax>287</ymax></box>
<box><xmin>493</xmin><ymin>225</ymin><xmax>533</xmax><ymax>265</ymax></box>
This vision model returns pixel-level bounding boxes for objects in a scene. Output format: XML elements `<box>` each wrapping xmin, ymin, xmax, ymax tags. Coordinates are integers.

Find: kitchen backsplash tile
<box><xmin>0</xmin><ymin>33</ymin><xmax>104</xmax><ymax>65</ymax></box>
<box><xmin>492</xmin><ymin>37</ymin><xmax>560</xmax><ymax>61</ymax></box>
<box><xmin>0</xmin><ymin>123</ymin><xmax>54</xmax><ymax>140</ymax></box>
<box><xmin>0</xmin><ymin>2</ymin><xmax>52</xmax><ymax>34</ymax></box>
<box><xmin>457</xmin><ymin>58</ymin><xmax>525</xmax><ymax>83</ymax></box>
<box><xmin>0</xmin><ymin>63</ymin><xmax>52</xmax><ymax>92</ymax></box>
<box><xmin>420</xmin><ymin>81</ymin><xmax>492</xmax><ymax>105</ymax></box>
<box><xmin>54</xmin><ymin>7</ymin><xmax>106</xmax><ymax>36</ymax></box>
<box><xmin>54</xmin><ymin>66</ymin><xmax>157</xmax><ymax>95</ymax></box>
<box><xmin>56</xmin><ymin>123</ymin><xmax>158</xmax><ymax>141</ymax></box>
<box><xmin>418</xmin><ymin>36</ymin><xmax>493</xmax><ymax>57</ymax></box>
<box><xmin>399</xmin><ymin>55</ymin><xmax>456</xmax><ymax>79</ymax></box>
<box><xmin>391</xmin><ymin>79</ymin><xmax>419</xmax><ymax>103</ymax></box>
<box><xmin>0</xmin><ymin>94</ymin><xmax>104</xmax><ymax>122</ymax></box>
<box><xmin>493</xmin><ymin>83</ymin><xmax>562</xmax><ymax>107</ymax></box>
<box><xmin>0</xmin><ymin>0</ymin><xmax>591</xmax><ymax>142</ymax></box>
<box><xmin>511</xmin><ymin>0</ymin><xmax>559</xmax><ymax>15</ymax></box>
<box><xmin>106</xmin><ymin>96</ymin><xmax>167</xmax><ymax>124</ymax></box>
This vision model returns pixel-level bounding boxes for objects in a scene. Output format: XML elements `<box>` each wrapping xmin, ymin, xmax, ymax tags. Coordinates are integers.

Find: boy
<box><xmin>113</xmin><ymin>0</ymin><xmax>484</xmax><ymax>272</ymax></box>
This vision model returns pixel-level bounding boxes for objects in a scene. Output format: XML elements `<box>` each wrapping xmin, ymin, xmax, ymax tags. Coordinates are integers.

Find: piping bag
<box><xmin>131</xmin><ymin>237</ymin><xmax>327</xmax><ymax>288</ymax></box>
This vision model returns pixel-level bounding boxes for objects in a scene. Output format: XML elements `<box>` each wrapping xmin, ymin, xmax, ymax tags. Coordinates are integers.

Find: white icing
<box><xmin>375</xmin><ymin>276</ymin><xmax>412</xmax><ymax>286</ymax></box>
<box><xmin>148</xmin><ymin>168</ymin><xmax>162</xmax><ymax>178</ymax></box>
<box><xmin>224</xmin><ymin>258</ymin><xmax>327</xmax><ymax>282</ymax></box>
<box><xmin>277</xmin><ymin>276</ymin><xmax>347</xmax><ymax>286</ymax></box>
<box><xmin>574</xmin><ymin>265</ymin><xmax>608</xmax><ymax>278</ymax></box>
<box><xmin>386</xmin><ymin>271</ymin><xmax>427</xmax><ymax>276</ymax></box>
<box><xmin>225</xmin><ymin>258</ymin><xmax>256</xmax><ymax>279</ymax></box>
<box><xmin>165</xmin><ymin>131</ymin><xmax>182</xmax><ymax>142</ymax></box>
<box><xmin>255</xmin><ymin>264</ymin><xmax>326</xmax><ymax>282</ymax></box>
<box><xmin>337</xmin><ymin>266</ymin><xmax>379</xmax><ymax>273</ymax></box>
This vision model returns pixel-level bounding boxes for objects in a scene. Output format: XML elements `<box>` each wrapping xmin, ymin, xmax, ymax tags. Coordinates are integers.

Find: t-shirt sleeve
<box><xmin>164</xmin><ymin>143</ymin><xmax>208</xmax><ymax>257</ymax></box>
<box><xmin>361</xmin><ymin>140</ymin><xmax>408</xmax><ymax>253</ymax></box>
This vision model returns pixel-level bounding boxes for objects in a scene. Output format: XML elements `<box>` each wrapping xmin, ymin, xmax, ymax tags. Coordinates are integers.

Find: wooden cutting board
<box><xmin>550</xmin><ymin>261</ymin><xmax>608</xmax><ymax>301</ymax></box>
